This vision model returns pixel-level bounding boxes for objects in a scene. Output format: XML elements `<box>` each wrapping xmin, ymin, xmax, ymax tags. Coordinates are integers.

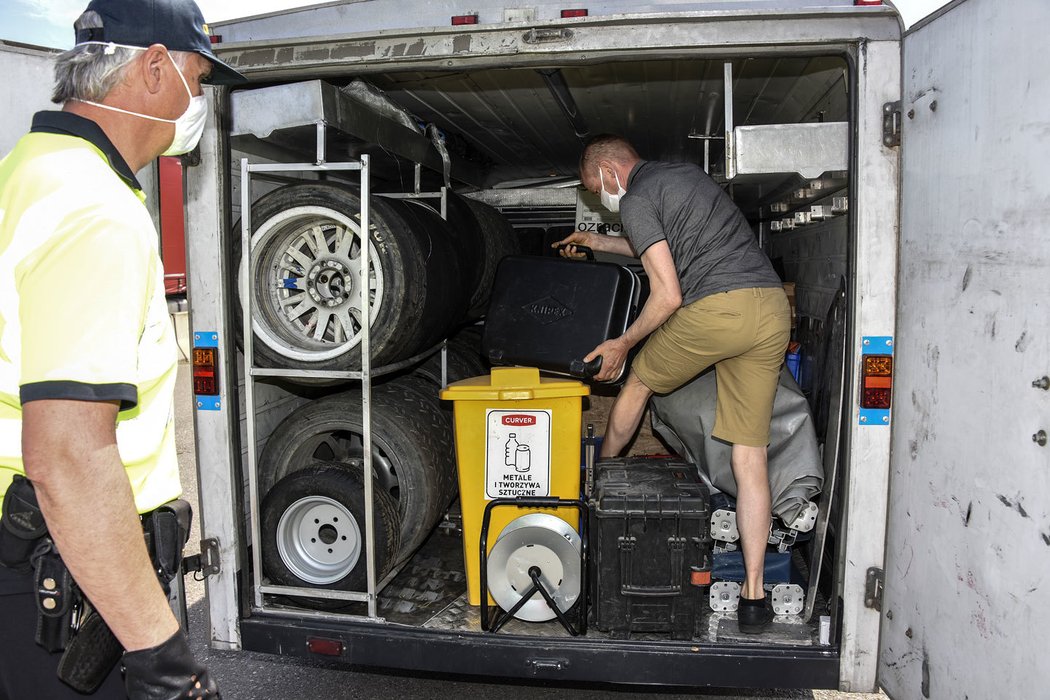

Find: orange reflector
<box><xmin>451</xmin><ymin>14</ymin><xmax>479</xmax><ymax>25</ymax></box>
<box><xmin>561</xmin><ymin>9</ymin><xmax>589</xmax><ymax>17</ymax></box>
<box><xmin>690</xmin><ymin>569</ymin><xmax>711</xmax><ymax>586</ymax></box>
<box><xmin>192</xmin><ymin>347</ymin><xmax>219</xmax><ymax>396</ymax></box>
<box><xmin>863</xmin><ymin>355</ymin><xmax>892</xmax><ymax>376</ymax></box>
<box><xmin>861</xmin><ymin>354</ymin><xmax>893</xmax><ymax>409</ymax></box>
<box><xmin>306</xmin><ymin>638</ymin><xmax>344</xmax><ymax>656</ymax></box>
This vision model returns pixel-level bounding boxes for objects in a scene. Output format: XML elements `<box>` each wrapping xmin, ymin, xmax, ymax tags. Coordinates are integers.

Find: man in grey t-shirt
<box><xmin>554</xmin><ymin>134</ymin><xmax>791</xmax><ymax>634</ymax></box>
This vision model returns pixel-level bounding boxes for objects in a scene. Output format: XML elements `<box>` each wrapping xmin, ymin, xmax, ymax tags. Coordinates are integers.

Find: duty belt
<box><xmin>0</xmin><ymin>474</ymin><xmax>192</xmax><ymax>693</ymax></box>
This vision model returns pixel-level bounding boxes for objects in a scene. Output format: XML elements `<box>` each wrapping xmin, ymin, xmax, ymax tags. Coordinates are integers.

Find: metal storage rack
<box><xmin>237</xmin><ymin>91</ymin><xmax>451</xmax><ymax>622</ymax></box>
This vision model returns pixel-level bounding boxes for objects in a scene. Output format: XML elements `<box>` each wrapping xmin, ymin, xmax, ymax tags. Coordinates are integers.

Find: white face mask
<box><xmin>598</xmin><ymin>167</ymin><xmax>626</xmax><ymax>213</ymax></box>
<box><xmin>75</xmin><ymin>42</ymin><xmax>207</xmax><ymax>156</ymax></box>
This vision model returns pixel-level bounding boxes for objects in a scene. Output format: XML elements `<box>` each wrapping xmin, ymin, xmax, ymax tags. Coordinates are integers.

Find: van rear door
<box><xmin>880</xmin><ymin>0</ymin><xmax>1050</xmax><ymax>697</ymax></box>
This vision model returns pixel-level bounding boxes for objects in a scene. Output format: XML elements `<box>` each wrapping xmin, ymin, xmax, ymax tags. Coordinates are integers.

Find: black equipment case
<box><xmin>589</xmin><ymin>457</ymin><xmax>712</xmax><ymax>639</ymax></box>
<box><xmin>481</xmin><ymin>256</ymin><xmax>640</xmax><ymax>380</ymax></box>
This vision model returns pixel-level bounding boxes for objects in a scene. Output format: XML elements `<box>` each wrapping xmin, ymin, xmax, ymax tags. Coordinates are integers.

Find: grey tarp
<box><xmin>649</xmin><ymin>366</ymin><xmax>822</xmax><ymax>524</ymax></box>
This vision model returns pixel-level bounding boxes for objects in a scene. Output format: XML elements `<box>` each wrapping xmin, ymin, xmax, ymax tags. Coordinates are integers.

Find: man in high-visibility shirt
<box><xmin>0</xmin><ymin>1</ymin><xmax>243</xmax><ymax>697</ymax></box>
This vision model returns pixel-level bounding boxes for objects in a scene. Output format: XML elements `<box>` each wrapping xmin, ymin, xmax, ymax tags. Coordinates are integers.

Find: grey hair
<box><xmin>51</xmin><ymin>44</ymin><xmax>191</xmax><ymax>104</ymax></box>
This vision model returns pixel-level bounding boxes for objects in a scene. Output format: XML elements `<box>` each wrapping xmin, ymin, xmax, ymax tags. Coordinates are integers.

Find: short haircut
<box><xmin>579</xmin><ymin>134</ymin><xmax>640</xmax><ymax>175</ymax></box>
<box><xmin>52</xmin><ymin>44</ymin><xmax>191</xmax><ymax>104</ymax></box>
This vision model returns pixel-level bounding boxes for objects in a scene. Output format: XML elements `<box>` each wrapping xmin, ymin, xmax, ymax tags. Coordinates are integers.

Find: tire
<box><xmin>234</xmin><ymin>182</ymin><xmax>468</xmax><ymax>372</ymax></box>
<box><xmin>460</xmin><ymin>197</ymin><xmax>521</xmax><ymax>317</ymax></box>
<box><xmin>411</xmin><ymin>327</ymin><xmax>488</xmax><ymax>386</ymax></box>
<box><xmin>261</xmin><ymin>462</ymin><xmax>401</xmax><ymax>610</ymax></box>
<box><xmin>259</xmin><ymin>375</ymin><xmax>457</xmax><ymax>558</ymax></box>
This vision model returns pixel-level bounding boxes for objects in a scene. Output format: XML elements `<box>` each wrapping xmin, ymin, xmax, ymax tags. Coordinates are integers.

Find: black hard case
<box><xmin>589</xmin><ymin>457</ymin><xmax>711</xmax><ymax>639</ymax></box>
<box><xmin>481</xmin><ymin>256</ymin><xmax>640</xmax><ymax>380</ymax></box>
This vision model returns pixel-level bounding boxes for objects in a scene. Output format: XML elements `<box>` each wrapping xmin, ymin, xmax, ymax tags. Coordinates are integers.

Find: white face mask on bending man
<box><xmin>599</xmin><ymin>167</ymin><xmax>627</xmax><ymax>213</ymax></box>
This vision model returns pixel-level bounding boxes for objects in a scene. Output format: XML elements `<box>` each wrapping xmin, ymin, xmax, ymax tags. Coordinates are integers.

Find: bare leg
<box><xmin>731</xmin><ymin>444</ymin><xmax>771</xmax><ymax>599</ymax></box>
<box><xmin>599</xmin><ymin>372</ymin><xmax>653</xmax><ymax>458</ymax></box>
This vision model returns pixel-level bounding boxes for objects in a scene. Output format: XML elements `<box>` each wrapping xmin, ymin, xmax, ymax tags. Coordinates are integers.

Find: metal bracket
<box><xmin>182</xmin><ymin>538</ymin><xmax>221</xmax><ymax>579</ymax></box>
<box><xmin>864</xmin><ymin>567</ymin><xmax>884</xmax><ymax>611</ymax></box>
<box><xmin>882</xmin><ymin>101</ymin><xmax>902</xmax><ymax>148</ymax></box>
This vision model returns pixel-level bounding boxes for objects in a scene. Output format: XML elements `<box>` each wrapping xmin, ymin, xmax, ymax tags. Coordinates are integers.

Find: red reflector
<box><xmin>208</xmin><ymin>34</ymin><xmax>222</xmax><ymax>44</ymax></box>
<box><xmin>862</xmin><ymin>388</ymin><xmax>892</xmax><ymax>409</ymax></box>
<box><xmin>451</xmin><ymin>14</ymin><xmax>479</xmax><ymax>25</ymax></box>
<box><xmin>306</xmin><ymin>638</ymin><xmax>344</xmax><ymax>656</ymax></box>
<box><xmin>561</xmin><ymin>9</ymin><xmax>589</xmax><ymax>17</ymax></box>
<box><xmin>192</xmin><ymin>347</ymin><xmax>219</xmax><ymax>396</ymax></box>
<box><xmin>854</xmin><ymin>0</ymin><xmax>883</xmax><ymax>5</ymax></box>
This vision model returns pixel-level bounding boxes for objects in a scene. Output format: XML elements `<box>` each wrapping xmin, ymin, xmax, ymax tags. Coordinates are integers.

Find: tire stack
<box><xmin>239</xmin><ymin>182</ymin><xmax>514</xmax><ymax>606</ymax></box>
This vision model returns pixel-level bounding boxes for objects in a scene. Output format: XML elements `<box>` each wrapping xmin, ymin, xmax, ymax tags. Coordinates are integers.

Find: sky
<box><xmin>1</xmin><ymin>0</ymin><xmax>953</xmax><ymax>49</ymax></box>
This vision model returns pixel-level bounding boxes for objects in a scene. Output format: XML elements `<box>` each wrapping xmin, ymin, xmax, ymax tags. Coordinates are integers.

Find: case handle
<box><xmin>569</xmin><ymin>356</ymin><xmax>602</xmax><ymax>379</ymax></box>
<box><xmin>554</xmin><ymin>243</ymin><xmax>595</xmax><ymax>261</ymax></box>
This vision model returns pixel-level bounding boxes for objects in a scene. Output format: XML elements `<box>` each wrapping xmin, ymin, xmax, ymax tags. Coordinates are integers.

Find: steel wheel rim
<box><xmin>243</xmin><ymin>205</ymin><xmax>385</xmax><ymax>362</ymax></box>
<box><xmin>275</xmin><ymin>495</ymin><xmax>362</xmax><ymax>585</ymax></box>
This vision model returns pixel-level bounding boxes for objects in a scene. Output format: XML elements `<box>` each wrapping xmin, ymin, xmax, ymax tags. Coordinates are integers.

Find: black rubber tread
<box><xmin>410</xmin><ymin>337</ymin><xmax>488</xmax><ymax>387</ymax></box>
<box><xmin>232</xmin><ymin>182</ymin><xmax>467</xmax><ymax>373</ymax></box>
<box><xmin>259</xmin><ymin>376</ymin><xmax>457</xmax><ymax>558</ymax></box>
<box><xmin>370</xmin><ymin>374</ymin><xmax>458</xmax><ymax>560</ymax></box>
<box><xmin>261</xmin><ymin>462</ymin><xmax>401</xmax><ymax>610</ymax></box>
<box><xmin>449</xmin><ymin>324</ymin><xmax>487</xmax><ymax>368</ymax></box>
<box><xmin>442</xmin><ymin>192</ymin><xmax>486</xmax><ymax>303</ymax></box>
<box><xmin>460</xmin><ymin>197</ymin><xmax>521</xmax><ymax>317</ymax></box>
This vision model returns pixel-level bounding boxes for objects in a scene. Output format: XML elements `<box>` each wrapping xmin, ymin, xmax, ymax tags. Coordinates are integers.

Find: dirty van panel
<box><xmin>185</xmin><ymin>4</ymin><xmax>904</xmax><ymax>691</ymax></box>
<box><xmin>881</xmin><ymin>0</ymin><xmax>1050</xmax><ymax>698</ymax></box>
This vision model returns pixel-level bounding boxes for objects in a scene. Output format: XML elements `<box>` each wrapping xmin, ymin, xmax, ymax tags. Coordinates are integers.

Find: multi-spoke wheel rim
<box><xmin>244</xmin><ymin>206</ymin><xmax>384</xmax><ymax>362</ymax></box>
<box><xmin>275</xmin><ymin>495</ymin><xmax>362</xmax><ymax>585</ymax></box>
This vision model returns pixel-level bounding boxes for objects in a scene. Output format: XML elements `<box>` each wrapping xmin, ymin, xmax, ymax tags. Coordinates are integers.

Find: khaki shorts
<box><xmin>633</xmin><ymin>287</ymin><xmax>791</xmax><ymax>447</ymax></box>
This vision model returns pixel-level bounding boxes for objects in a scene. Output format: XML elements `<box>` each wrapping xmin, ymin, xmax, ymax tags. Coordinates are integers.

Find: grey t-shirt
<box><xmin>619</xmin><ymin>160</ymin><xmax>781</xmax><ymax>305</ymax></box>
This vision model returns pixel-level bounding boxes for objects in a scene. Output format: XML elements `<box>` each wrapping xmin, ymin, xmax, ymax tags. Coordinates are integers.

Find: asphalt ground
<box><xmin>174</xmin><ymin>363</ymin><xmax>884</xmax><ymax>700</ymax></box>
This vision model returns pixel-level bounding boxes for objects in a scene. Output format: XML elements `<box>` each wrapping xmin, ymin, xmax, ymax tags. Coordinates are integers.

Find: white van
<box><xmin>179</xmin><ymin>0</ymin><xmax>1049</xmax><ymax>696</ymax></box>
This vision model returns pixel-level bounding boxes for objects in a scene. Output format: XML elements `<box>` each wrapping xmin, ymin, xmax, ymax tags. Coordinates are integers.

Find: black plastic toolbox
<box><xmin>481</xmin><ymin>256</ymin><xmax>640</xmax><ymax>380</ymax></box>
<box><xmin>589</xmin><ymin>457</ymin><xmax>711</xmax><ymax>639</ymax></box>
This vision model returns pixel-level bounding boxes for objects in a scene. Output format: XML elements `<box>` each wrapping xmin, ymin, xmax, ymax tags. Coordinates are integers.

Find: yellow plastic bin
<box><xmin>440</xmin><ymin>366</ymin><xmax>589</xmax><ymax>605</ymax></box>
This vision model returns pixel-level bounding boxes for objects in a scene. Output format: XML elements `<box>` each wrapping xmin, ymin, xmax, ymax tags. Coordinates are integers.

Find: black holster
<box><xmin>144</xmin><ymin>499</ymin><xmax>193</xmax><ymax>594</ymax></box>
<box><xmin>0</xmin><ymin>474</ymin><xmax>48</xmax><ymax>572</ymax></box>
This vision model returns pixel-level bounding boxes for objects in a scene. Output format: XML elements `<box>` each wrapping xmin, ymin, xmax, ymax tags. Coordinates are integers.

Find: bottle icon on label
<box><xmin>505</xmin><ymin>433</ymin><xmax>519</xmax><ymax>467</ymax></box>
<box><xmin>514</xmin><ymin>444</ymin><xmax>531</xmax><ymax>473</ymax></box>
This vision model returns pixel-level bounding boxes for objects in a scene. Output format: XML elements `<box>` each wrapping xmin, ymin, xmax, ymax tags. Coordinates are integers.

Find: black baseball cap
<box><xmin>73</xmin><ymin>0</ymin><xmax>246</xmax><ymax>85</ymax></box>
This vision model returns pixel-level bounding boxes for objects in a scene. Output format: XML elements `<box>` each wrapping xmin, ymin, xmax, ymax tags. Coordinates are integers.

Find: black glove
<box><xmin>121</xmin><ymin>630</ymin><xmax>220</xmax><ymax>700</ymax></box>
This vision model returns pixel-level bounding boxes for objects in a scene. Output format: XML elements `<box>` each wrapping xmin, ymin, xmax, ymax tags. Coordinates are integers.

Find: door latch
<box><xmin>882</xmin><ymin>101</ymin><xmax>902</xmax><ymax>148</ymax></box>
<box><xmin>182</xmin><ymin>538</ymin><xmax>221</xmax><ymax>580</ymax></box>
<box><xmin>864</xmin><ymin>567</ymin><xmax>884</xmax><ymax>611</ymax></box>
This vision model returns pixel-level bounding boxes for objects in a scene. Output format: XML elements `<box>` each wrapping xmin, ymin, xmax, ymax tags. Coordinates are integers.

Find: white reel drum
<box><xmin>485</xmin><ymin>513</ymin><xmax>582</xmax><ymax>622</ymax></box>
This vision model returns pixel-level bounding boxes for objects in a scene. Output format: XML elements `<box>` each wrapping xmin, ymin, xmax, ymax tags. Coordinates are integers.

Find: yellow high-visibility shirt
<box><xmin>0</xmin><ymin>111</ymin><xmax>181</xmax><ymax>518</ymax></box>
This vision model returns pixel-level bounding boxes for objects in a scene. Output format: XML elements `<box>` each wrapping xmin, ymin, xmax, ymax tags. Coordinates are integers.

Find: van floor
<box><xmin>280</xmin><ymin>526</ymin><xmax>827</xmax><ymax>648</ymax></box>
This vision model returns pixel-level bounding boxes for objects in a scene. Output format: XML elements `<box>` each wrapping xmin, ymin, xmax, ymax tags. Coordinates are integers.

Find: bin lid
<box><xmin>439</xmin><ymin>366</ymin><xmax>589</xmax><ymax>401</ymax></box>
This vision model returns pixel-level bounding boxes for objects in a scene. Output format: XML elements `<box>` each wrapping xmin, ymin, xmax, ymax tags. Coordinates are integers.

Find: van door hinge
<box><xmin>865</xmin><ymin>567</ymin><xmax>885</xmax><ymax>611</ymax></box>
<box><xmin>882</xmin><ymin>101</ymin><xmax>902</xmax><ymax>148</ymax></box>
<box><xmin>182</xmin><ymin>537</ymin><xmax>221</xmax><ymax>580</ymax></box>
